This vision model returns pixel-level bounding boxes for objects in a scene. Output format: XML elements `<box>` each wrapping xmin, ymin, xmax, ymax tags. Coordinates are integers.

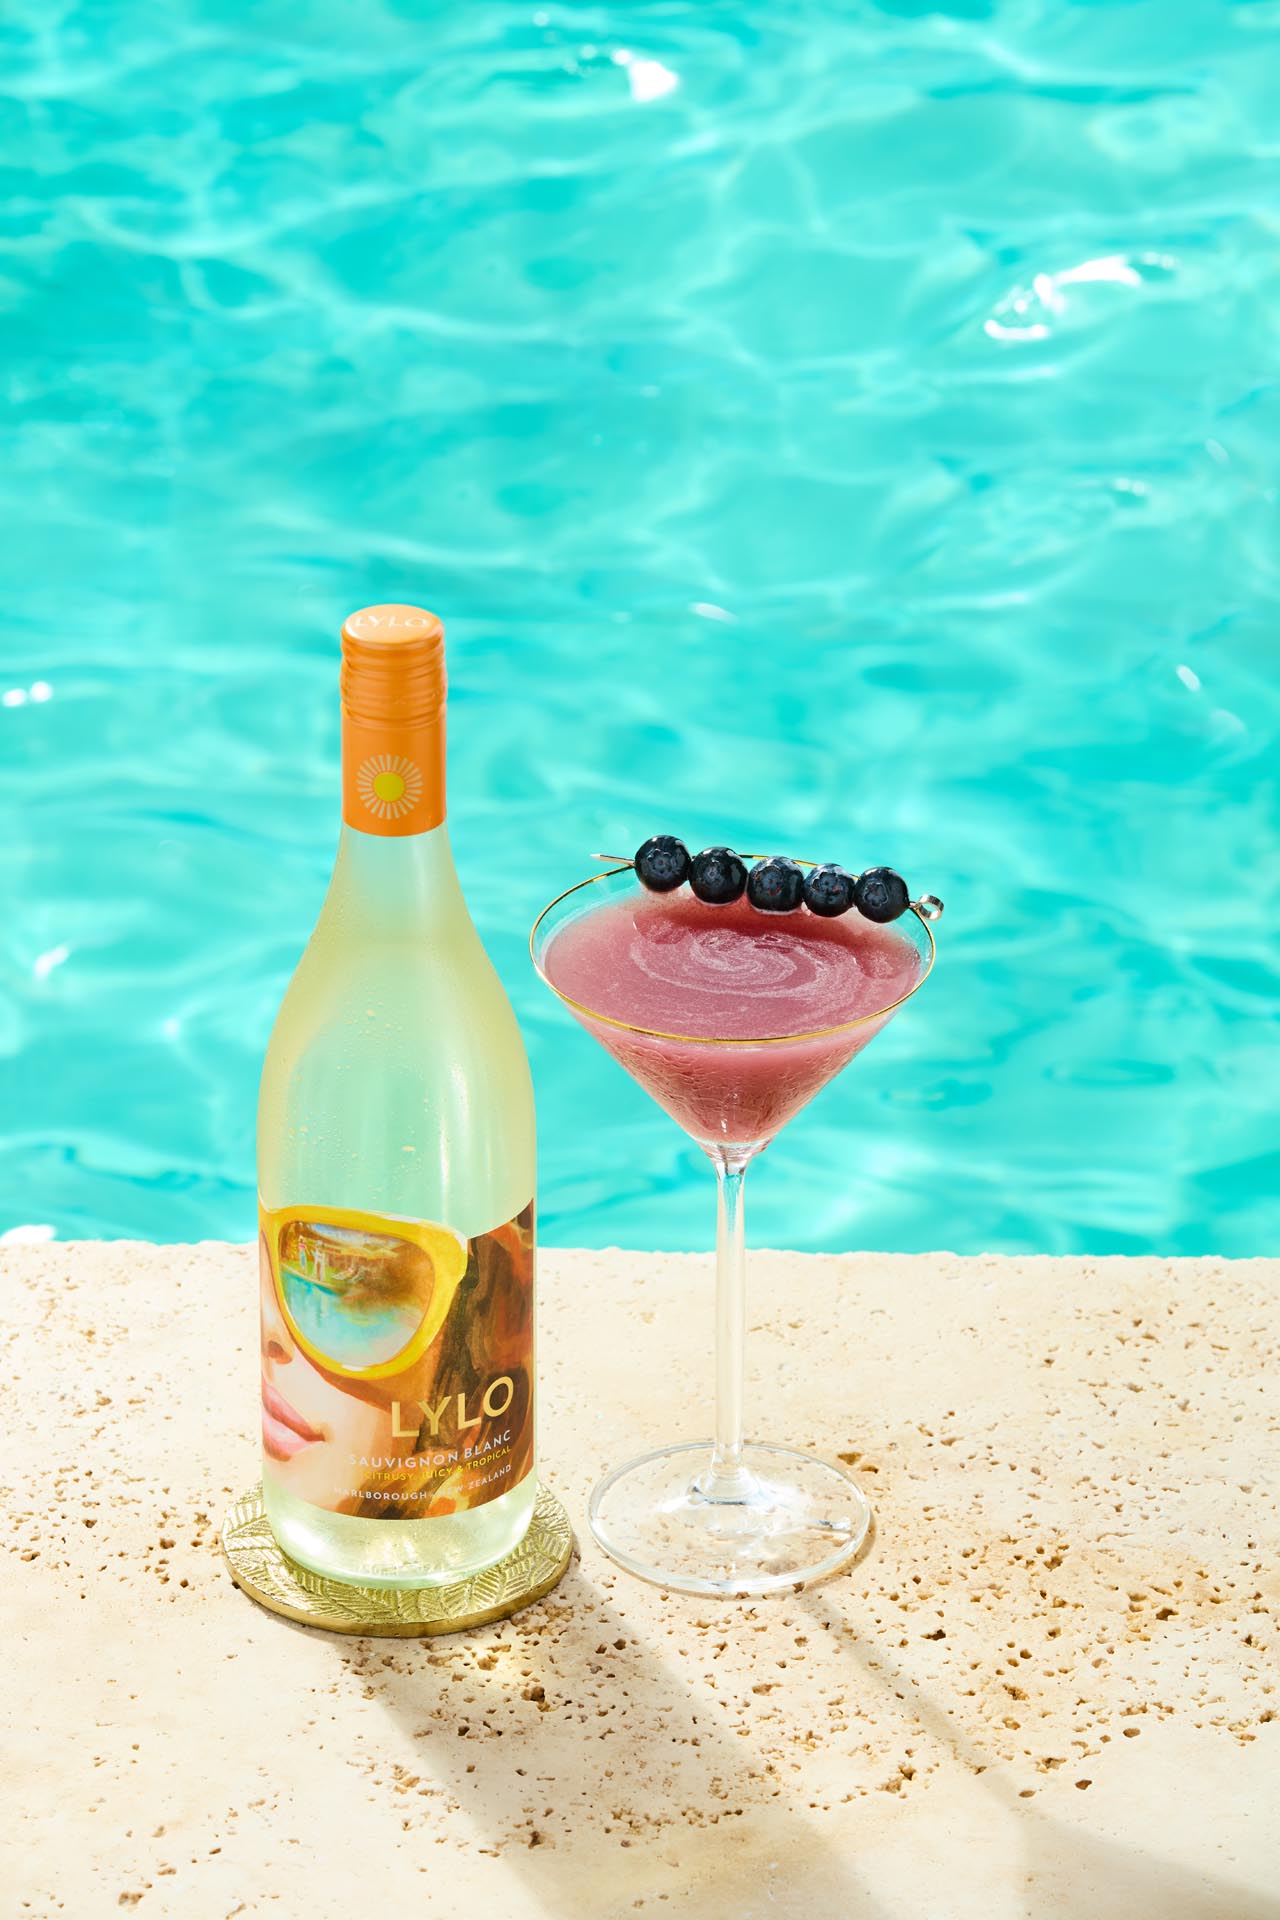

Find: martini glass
<box><xmin>531</xmin><ymin>861</ymin><xmax>937</xmax><ymax>1596</ymax></box>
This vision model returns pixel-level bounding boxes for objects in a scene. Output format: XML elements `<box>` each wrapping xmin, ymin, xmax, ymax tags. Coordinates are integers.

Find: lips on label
<box><xmin>258</xmin><ymin>1201</ymin><xmax>534</xmax><ymax>1520</ymax></box>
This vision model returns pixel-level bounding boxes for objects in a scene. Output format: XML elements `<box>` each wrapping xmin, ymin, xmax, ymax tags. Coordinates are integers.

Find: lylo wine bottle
<box><xmin>257</xmin><ymin>605</ymin><xmax>537</xmax><ymax>1587</ymax></box>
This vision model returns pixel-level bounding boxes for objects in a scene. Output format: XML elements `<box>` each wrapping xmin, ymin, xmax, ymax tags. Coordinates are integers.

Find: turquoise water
<box><xmin>2</xmin><ymin>3</ymin><xmax>1276</xmax><ymax>1256</ymax></box>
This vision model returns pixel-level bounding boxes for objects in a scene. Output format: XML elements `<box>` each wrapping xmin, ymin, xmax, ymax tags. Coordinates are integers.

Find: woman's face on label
<box><xmin>259</xmin><ymin>1234</ymin><xmax>384</xmax><ymax>1511</ymax></box>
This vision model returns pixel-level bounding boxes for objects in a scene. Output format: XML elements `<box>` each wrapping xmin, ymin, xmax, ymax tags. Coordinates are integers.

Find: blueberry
<box><xmin>689</xmin><ymin>846</ymin><xmax>747</xmax><ymax>905</ymax></box>
<box><xmin>746</xmin><ymin>857</ymin><xmax>805</xmax><ymax>913</ymax></box>
<box><xmin>802</xmin><ymin>863</ymin><xmax>856</xmax><ymax>918</ymax></box>
<box><xmin>634</xmin><ymin>834</ymin><xmax>690</xmax><ymax>893</ymax></box>
<box><xmin>853</xmin><ymin>866</ymin><xmax>910</xmax><ymax>923</ymax></box>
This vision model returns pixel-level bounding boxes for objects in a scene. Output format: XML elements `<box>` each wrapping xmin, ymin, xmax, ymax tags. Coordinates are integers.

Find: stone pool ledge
<box><xmin>2</xmin><ymin>1244</ymin><xmax>1276</xmax><ymax>1918</ymax></box>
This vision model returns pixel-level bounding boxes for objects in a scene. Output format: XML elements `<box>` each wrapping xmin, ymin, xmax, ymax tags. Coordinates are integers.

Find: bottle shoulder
<box><xmin>258</xmin><ymin>935</ymin><xmax>535</xmax><ymax>1227</ymax></box>
<box><xmin>260</xmin><ymin>913</ymin><xmax>532</xmax><ymax>1112</ymax></box>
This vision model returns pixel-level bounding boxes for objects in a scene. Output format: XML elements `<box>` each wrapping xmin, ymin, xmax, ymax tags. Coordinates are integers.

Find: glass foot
<box><xmin>587</xmin><ymin>1441</ymin><xmax>872</xmax><ymax>1597</ymax></box>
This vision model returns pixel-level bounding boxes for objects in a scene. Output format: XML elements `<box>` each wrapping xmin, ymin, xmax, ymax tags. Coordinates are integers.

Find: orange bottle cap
<box><xmin>339</xmin><ymin>605</ymin><xmax>447</xmax><ymax>834</ymax></box>
<box><xmin>340</xmin><ymin>604</ymin><xmax>446</xmax><ymax>725</ymax></box>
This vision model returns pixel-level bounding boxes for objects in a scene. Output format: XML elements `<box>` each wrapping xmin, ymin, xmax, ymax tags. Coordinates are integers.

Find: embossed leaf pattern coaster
<box><xmin>221</xmin><ymin>1482</ymin><xmax>574</xmax><ymax>1636</ymax></box>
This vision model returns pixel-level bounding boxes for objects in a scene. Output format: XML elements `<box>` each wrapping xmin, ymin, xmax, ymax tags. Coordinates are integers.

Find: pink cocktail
<box><xmin>542</xmin><ymin>888</ymin><xmax>923</xmax><ymax>1149</ymax></box>
<box><xmin>532</xmin><ymin>856</ymin><xmax>938</xmax><ymax>1596</ymax></box>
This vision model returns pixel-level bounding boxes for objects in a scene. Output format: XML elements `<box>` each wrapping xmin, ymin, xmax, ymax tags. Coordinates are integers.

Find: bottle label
<box><xmin>258</xmin><ymin>1201</ymin><xmax>534</xmax><ymax>1519</ymax></box>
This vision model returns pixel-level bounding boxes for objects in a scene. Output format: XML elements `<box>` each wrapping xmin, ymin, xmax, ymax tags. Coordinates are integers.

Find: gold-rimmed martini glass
<box><xmin>531</xmin><ymin>860</ymin><xmax>938</xmax><ymax>1597</ymax></box>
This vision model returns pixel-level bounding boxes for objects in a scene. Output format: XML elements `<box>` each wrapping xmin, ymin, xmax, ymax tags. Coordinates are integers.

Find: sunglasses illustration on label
<box><xmin>259</xmin><ymin>1202</ymin><xmax>535</xmax><ymax>1521</ymax></box>
<box><xmin>270</xmin><ymin>1209</ymin><xmax>469</xmax><ymax>1378</ymax></box>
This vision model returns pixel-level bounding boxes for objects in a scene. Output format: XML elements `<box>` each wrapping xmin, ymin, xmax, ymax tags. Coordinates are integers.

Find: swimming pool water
<box><xmin>2</xmin><ymin>2</ymin><xmax>1277</xmax><ymax>1256</ymax></box>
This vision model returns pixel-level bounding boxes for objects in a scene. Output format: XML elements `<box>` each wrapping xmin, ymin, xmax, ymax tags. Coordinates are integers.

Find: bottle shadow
<box><xmin>335</xmin><ymin>1552</ymin><xmax>894</xmax><ymax>1919</ymax></box>
<box><xmin>796</xmin><ymin>1586</ymin><xmax>1280</xmax><ymax>1920</ymax></box>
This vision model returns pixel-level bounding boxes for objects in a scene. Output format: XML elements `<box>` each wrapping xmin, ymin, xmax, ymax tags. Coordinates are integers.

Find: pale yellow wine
<box><xmin>256</xmin><ymin>606</ymin><xmax>536</xmax><ymax>1587</ymax></box>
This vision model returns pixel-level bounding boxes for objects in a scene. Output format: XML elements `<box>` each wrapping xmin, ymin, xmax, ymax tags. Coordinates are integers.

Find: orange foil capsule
<box><xmin>339</xmin><ymin>603</ymin><xmax>447</xmax><ymax>836</ymax></box>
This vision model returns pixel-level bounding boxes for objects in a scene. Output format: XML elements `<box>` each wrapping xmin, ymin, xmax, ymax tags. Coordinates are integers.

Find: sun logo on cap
<box><xmin>357</xmin><ymin>754</ymin><xmax>423</xmax><ymax>820</ymax></box>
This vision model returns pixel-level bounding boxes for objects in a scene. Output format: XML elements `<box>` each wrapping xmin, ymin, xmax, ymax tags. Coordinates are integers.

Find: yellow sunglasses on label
<box><xmin>262</xmin><ymin>1205</ymin><xmax>470</xmax><ymax>1381</ymax></box>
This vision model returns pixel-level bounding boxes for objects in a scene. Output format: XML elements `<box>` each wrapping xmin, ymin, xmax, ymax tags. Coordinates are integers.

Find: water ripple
<box><xmin>1</xmin><ymin>0</ymin><xmax>1276</xmax><ymax>1254</ymax></box>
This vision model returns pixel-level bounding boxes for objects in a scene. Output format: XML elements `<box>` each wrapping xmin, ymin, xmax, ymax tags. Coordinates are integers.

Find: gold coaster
<box><xmin>221</xmin><ymin>1482</ymin><xmax>574</xmax><ymax>1636</ymax></box>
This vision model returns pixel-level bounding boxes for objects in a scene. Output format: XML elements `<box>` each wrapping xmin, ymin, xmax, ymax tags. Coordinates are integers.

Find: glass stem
<box><xmin>701</xmin><ymin>1147</ymin><xmax>754</xmax><ymax>1501</ymax></box>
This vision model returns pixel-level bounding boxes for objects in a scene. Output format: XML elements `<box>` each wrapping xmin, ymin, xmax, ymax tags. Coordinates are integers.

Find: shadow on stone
<box><xmin>798</xmin><ymin>1588</ymin><xmax>1280</xmax><ymax>1920</ymax></box>
<box><xmin>338</xmin><ymin>1555</ymin><xmax>893</xmax><ymax>1918</ymax></box>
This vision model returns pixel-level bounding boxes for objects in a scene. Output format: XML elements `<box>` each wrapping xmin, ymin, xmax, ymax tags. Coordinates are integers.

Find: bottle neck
<box><xmin>334</xmin><ymin>698</ymin><xmax>457</xmax><ymax>931</ymax></box>
<box><xmin>341</xmin><ymin>702</ymin><xmax>446</xmax><ymax>838</ymax></box>
<box><xmin>334</xmin><ymin>625</ymin><xmax>454</xmax><ymax>930</ymax></box>
<box><xmin>328</xmin><ymin>820</ymin><xmax>465</xmax><ymax>933</ymax></box>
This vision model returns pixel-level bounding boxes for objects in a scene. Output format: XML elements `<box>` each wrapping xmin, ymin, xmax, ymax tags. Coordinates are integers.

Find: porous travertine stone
<box><xmin>1</xmin><ymin>1245</ymin><xmax>1276</xmax><ymax>1917</ymax></box>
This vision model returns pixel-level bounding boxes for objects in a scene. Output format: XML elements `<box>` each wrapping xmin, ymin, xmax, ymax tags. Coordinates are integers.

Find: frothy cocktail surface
<box><xmin>544</xmin><ymin>891</ymin><xmax>922</xmax><ymax>1041</ymax></box>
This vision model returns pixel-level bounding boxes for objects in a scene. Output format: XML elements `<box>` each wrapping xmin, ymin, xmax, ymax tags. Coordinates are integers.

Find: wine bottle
<box><xmin>257</xmin><ymin>605</ymin><xmax>537</xmax><ymax>1587</ymax></box>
